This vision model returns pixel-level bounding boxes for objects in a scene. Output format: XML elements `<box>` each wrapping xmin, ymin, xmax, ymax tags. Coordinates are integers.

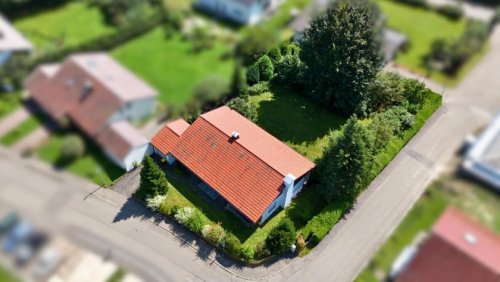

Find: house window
<box><xmin>267</xmin><ymin>201</ymin><xmax>277</xmax><ymax>214</ymax></box>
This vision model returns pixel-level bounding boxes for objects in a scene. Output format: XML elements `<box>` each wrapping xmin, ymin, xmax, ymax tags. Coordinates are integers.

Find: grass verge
<box><xmin>0</xmin><ymin>113</ymin><xmax>43</xmax><ymax>146</ymax></box>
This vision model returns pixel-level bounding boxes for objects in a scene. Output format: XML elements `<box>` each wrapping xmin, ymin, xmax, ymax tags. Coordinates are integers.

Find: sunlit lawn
<box><xmin>13</xmin><ymin>2</ymin><xmax>115</xmax><ymax>50</ymax></box>
<box><xmin>378</xmin><ymin>0</ymin><xmax>472</xmax><ymax>86</ymax></box>
<box><xmin>0</xmin><ymin>113</ymin><xmax>43</xmax><ymax>146</ymax></box>
<box><xmin>0</xmin><ymin>265</ymin><xmax>18</xmax><ymax>282</ymax></box>
<box><xmin>0</xmin><ymin>92</ymin><xmax>22</xmax><ymax>120</ymax></box>
<box><xmin>37</xmin><ymin>133</ymin><xmax>123</xmax><ymax>186</ymax></box>
<box><xmin>356</xmin><ymin>174</ymin><xmax>500</xmax><ymax>282</ymax></box>
<box><xmin>112</xmin><ymin>28</ymin><xmax>234</xmax><ymax>108</ymax></box>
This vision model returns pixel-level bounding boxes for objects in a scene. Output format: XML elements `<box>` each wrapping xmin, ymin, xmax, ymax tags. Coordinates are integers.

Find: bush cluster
<box><xmin>426</xmin><ymin>20</ymin><xmax>489</xmax><ymax>74</ymax></box>
<box><xmin>397</xmin><ymin>0</ymin><xmax>428</xmax><ymax>8</ymax></box>
<box><xmin>265</xmin><ymin>219</ymin><xmax>296</xmax><ymax>255</ymax></box>
<box><xmin>226</xmin><ymin>97</ymin><xmax>258</xmax><ymax>122</ymax></box>
<box><xmin>436</xmin><ymin>4</ymin><xmax>464</xmax><ymax>21</ymax></box>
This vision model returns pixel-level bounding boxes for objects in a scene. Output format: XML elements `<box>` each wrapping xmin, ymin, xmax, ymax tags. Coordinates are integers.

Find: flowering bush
<box><xmin>174</xmin><ymin>207</ymin><xmax>194</xmax><ymax>225</ymax></box>
<box><xmin>202</xmin><ymin>223</ymin><xmax>226</xmax><ymax>246</ymax></box>
<box><xmin>146</xmin><ymin>194</ymin><xmax>167</xmax><ymax>212</ymax></box>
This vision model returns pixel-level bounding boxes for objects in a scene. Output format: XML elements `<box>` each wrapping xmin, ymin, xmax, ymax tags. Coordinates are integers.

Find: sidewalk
<box><xmin>0</xmin><ymin>107</ymin><xmax>30</xmax><ymax>138</ymax></box>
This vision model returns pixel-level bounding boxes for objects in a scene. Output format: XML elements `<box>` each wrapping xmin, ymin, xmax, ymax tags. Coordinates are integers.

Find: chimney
<box><xmin>231</xmin><ymin>131</ymin><xmax>239</xmax><ymax>139</ymax></box>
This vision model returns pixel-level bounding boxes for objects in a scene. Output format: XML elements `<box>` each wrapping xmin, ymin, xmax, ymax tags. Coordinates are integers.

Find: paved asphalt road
<box><xmin>0</xmin><ymin>28</ymin><xmax>499</xmax><ymax>282</ymax></box>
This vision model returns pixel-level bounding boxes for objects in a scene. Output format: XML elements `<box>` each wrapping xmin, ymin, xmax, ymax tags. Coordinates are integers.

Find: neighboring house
<box><xmin>150</xmin><ymin>106</ymin><xmax>315</xmax><ymax>225</ymax></box>
<box><xmin>0</xmin><ymin>15</ymin><xmax>32</xmax><ymax>66</ymax></box>
<box><xmin>290</xmin><ymin>1</ymin><xmax>407</xmax><ymax>62</ymax></box>
<box><xmin>391</xmin><ymin>208</ymin><xmax>500</xmax><ymax>282</ymax></box>
<box><xmin>194</xmin><ymin>0</ymin><xmax>272</xmax><ymax>25</ymax></box>
<box><xmin>26</xmin><ymin>53</ymin><xmax>157</xmax><ymax>171</ymax></box>
<box><xmin>463</xmin><ymin>113</ymin><xmax>500</xmax><ymax>190</ymax></box>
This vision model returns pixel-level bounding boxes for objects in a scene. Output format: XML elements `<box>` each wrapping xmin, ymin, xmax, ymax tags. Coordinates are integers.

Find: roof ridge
<box><xmin>198</xmin><ymin>115</ymin><xmax>287</xmax><ymax>179</ymax></box>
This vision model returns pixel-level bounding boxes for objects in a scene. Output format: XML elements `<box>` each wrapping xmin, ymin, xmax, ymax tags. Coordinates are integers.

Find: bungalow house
<box><xmin>25</xmin><ymin>53</ymin><xmax>158</xmax><ymax>171</ymax></box>
<box><xmin>0</xmin><ymin>15</ymin><xmax>32</xmax><ymax>66</ymax></box>
<box><xmin>194</xmin><ymin>0</ymin><xmax>272</xmax><ymax>25</ymax></box>
<box><xmin>391</xmin><ymin>208</ymin><xmax>500</xmax><ymax>282</ymax></box>
<box><xmin>150</xmin><ymin>106</ymin><xmax>315</xmax><ymax>225</ymax></box>
<box><xmin>462</xmin><ymin>113</ymin><xmax>500</xmax><ymax>191</ymax></box>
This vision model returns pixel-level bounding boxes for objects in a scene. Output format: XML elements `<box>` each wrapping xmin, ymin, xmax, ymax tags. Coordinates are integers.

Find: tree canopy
<box><xmin>300</xmin><ymin>0</ymin><xmax>384</xmax><ymax>116</ymax></box>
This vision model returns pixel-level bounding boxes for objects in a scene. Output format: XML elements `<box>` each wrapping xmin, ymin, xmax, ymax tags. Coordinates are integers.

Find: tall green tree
<box><xmin>300</xmin><ymin>0</ymin><xmax>384</xmax><ymax>116</ymax></box>
<box><xmin>138</xmin><ymin>156</ymin><xmax>169</xmax><ymax>199</ymax></box>
<box><xmin>318</xmin><ymin>116</ymin><xmax>375</xmax><ymax>202</ymax></box>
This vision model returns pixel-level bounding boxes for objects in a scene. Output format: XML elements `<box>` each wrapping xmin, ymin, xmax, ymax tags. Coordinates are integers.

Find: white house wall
<box><xmin>123</xmin><ymin>143</ymin><xmax>149</xmax><ymax>171</ymax></box>
<box><xmin>109</xmin><ymin>97</ymin><xmax>155</xmax><ymax>123</ymax></box>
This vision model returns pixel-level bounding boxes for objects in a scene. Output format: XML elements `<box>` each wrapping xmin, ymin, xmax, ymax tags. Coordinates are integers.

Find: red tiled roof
<box><xmin>160</xmin><ymin>107</ymin><xmax>315</xmax><ymax>223</ymax></box>
<box><xmin>396</xmin><ymin>208</ymin><xmax>500</xmax><ymax>282</ymax></box>
<box><xmin>151</xmin><ymin>119</ymin><xmax>189</xmax><ymax>155</ymax></box>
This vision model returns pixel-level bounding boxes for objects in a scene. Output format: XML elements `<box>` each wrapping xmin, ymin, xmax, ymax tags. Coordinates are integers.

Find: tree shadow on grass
<box><xmin>255</xmin><ymin>86</ymin><xmax>346</xmax><ymax>145</ymax></box>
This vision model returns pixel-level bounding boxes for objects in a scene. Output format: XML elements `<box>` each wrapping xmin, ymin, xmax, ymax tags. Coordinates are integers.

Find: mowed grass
<box><xmin>378</xmin><ymin>0</ymin><xmax>468</xmax><ymax>85</ymax></box>
<box><xmin>0</xmin><ymin>265</ymin><xmax>18</xmax><ymax>282</ymax></box>
<box><xmin>13</xmin><ymin>2</ymin><xmax>115</xmax><ymax>50</ymax></box>
<box><xmin>0</xmin><ymin>113</ymin><xmax>43</xmax><ymax>146</ymax></box>
<box><xmin>37</xmin><ymin>133</ymin><xmax>123</xmax><ymax>186</ymax></box>
<box><xmin>0</xmin><ymin>92</ymin><xmax>22</xmax><ymax>120</ymax></box>
<box><xmin>249</xmin><ymin>87</ymin><xmax>346</xmax><ymax>161</ymax></box>
<box><xmin>112</xmin><ymin>28</ymin><xmax>234</xmax><ymax>107</ymax></box>
<box><xmin>356</xmin><ymin>174</ymin><xmax>500</xmax><ymax>282</ymax></box>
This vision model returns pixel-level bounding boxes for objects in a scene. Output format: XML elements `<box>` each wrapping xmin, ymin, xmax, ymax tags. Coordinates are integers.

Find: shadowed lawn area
<box><xmin>377</xmin><ymin>0</ymin><xmax>479</xmax><ymax>86</ymax></box>
<box><xmin>112</xmin><ymin>28</ymin><xmax>234</xmax><ymax>108</ymax></box>
<box><xmin>249</xmin><ymin>87</ymin><xmax>346</xmax><ymax>160</ymax></box>
<box><xmin>37</xmin><ymin>133</ymin><xmax>123</xmax><ymax>186</ymax></box>
<box><xmin>13</xmin><ymin>2</ymin><xmax>115</xmax><ymax>50</ymax></box>
<box><xmin>0</xmin><ymin>112</ymin><xmax>43</xmax><ymax>146</ymax></box>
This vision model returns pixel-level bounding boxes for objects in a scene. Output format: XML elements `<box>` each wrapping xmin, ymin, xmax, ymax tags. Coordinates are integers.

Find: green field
<box><xmin>112</xmin><ymin>28</ymin><xmax>234</xmax><ymax>108</ymax></box>
<box><xmin>378</xmin><ymin>0</ymin><xmax>468</xmax><ymax>85</ymax></box>
<box><xmin>356</xmin><ymin>174</ymin><xmax>500</xmax><ymax>282</ymax></box>
<box><xmin>0</xmin><ymin>113</ymin><xmax>42</xmax><ymax>146</ymax></box>
<box><xmin>37</xmin><ymin>133</ymin><xmax>123</xmax><ymax>186</ymax></box>
<box><xmin>0</xmin><ymin>265</ymin><xmax>18</xmax><ymax>282</ymax></box>
<box><xmin>13</xmin><ymin>2</ymin><xmax>115</xmax><ymax>50</ymax></box>
<box><xmin>0</xmin><ymin>92</ymin><xmax>22</xmax><ymax>120</ymax></box>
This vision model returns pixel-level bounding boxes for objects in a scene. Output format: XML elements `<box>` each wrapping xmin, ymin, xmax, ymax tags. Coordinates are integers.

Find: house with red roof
<box><xmin>25</xmin><ymin>53</ymin><xmax>157</xmax><ymax>171</ymax></box>
<box><xmin>392</xmin><ymin>208</ymin><xmax>500</xmax><ymax>282</ymax></box>
<box><xmin>150</xmin><ymin>106</ymin><xmax>315</xmax><ymax>225</ymax></box>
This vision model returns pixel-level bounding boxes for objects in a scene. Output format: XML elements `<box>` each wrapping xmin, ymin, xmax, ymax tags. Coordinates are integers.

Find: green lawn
<box><xmin>356</xmin><ymin>174</ymin><xmax>500</xmax><ymax>282</ymax></box>
<box><xmin>0</xmin><ymin>113</ymin><xmax>43</xmax><ymax>146</ymax></box>
<box><xmin>249</xmin><ymin>87</ymin><xmax>346</xmax><ymax>161</ymax></box>
<box><xmin>378</xmin><ymin>0</ymin><xmax>469</xmax><ymax>85</ymax></box>
<box><xmin>112</xmin><ymin>28</ymin><xmax>234</xmax><ymax>108</ymax></box>
<box><xmin>37</xmin><ymin>133</ymin><xmax>123</xmax><ymax>186</ymax></box>
<box><xmin>13</xmin><ymin>2</ymin><xmax>115</xmax><ymax>51</ymax></box>
<box><xmin>0</xmin><ymin>92</ymin><xmax>22</xmax><ymax>120</ymax></box>
<box><xmin>0</xmin><ymin>265</ymin><xmax>18</xmax><ymax>282</ymax></box>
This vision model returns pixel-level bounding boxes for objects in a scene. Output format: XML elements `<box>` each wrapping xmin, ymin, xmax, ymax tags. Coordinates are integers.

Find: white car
<box><xmin>32</xmin><ymin>248</ymin><xmax>63</xmax><ymax>280</ymax></box>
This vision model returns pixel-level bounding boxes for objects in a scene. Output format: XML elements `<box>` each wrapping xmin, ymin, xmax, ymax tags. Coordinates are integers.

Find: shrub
<box><xmin>236</xmin><ymin>27</ymin><xmax>279</xmax><ymax>65</ymax></box>
<box><xmin>265</xmin><ymin>218</ymin><xmax>296</xmax><ymax>255</ymax></box>
<box><xmin>190</xmin><ymin>27</ymin><xmax>214</xmax><ymax>52</ymax></box>
<box><xmin>223</xmin><ymin>232</ymin><xmax>242</xmax><ymax>257</ymax></box>
<box><xmin>192</xmin><ymin>75</ymin><xmax>230</xmax><ymax>109</ymax></box>
<box><xmin>254</xmin><ymin>241</ymin><xmax>271</xmax><ymax>260</ymax></box>
<box><xmin>296</xmin><ymin>234</ymin><xmax>306</xmax><ymax>253</ymax></box>
<box><xmin>382</xmin><ymin>106</ymin><xmax>415</xmax><ymax>135</ymax></box>
<box><xmin>138</xmin><ymin>156</ymin><xmax>169</xmax><ymax>199</ymax></box>
<box><xmin>267</xmin><ymin>46</ymin><xmax>282</xmax><ymax>64</ymax></box>
<box><xmin>246</xmin><ymin>64</ymin><xmax>260</xmax><ymax>85</ymax></box>
<box><xmin>146</xmin><ymin>194</ymin><xmax>167</xmax><ymax>212</ymax></box>
<box><xmin>274</xmin><ymin>52</ymin><xmax>303</xmax><ymax>88</ymax></box>
<box><xmin>240</xmin><ymin>246</ymin><xmax>254</xmax><ymax>261</ymax></box>
<box><xmin>368</xmin><ymin>113</ymin><xmax>397</xmax><ymax>151</ymax></box>
<box><xmin>174</xmin><ymin>207</ymin><xmax>194</xmax><ymax>225</ymax></box>
<box><xmin>226</xmin><ymin>97</ymin><xmax>258</xmax><ymax>122</ymax></box>
<box><xmin>202</xmin><ymin>223</ymin><xmax>226</xmax><ymax>246</ymax></box>
<box><xmin>256</xmin><ymin>55</ymin><xmax>274</xmax><ymax>81</ymax></box>
<box><xmin>185</xmin><ymin>208</ymin><xmax>206</xmax><ymax>233</ymax></box>
<box><xmin>60</xmin><ymin>134</ymin><xmax>85</xmax><ymax>162</ymax></box>
<box><xmin>436</xmin><ymin>4</ymin><xmax>464</xmax><ymax>21</ymax></box>
<box><xmin>367</xmin><ymin>72</ymin><xmax>406</xmax><ymax>113</ymax></box>
<box><xmin>245</xmin><ymin>81</ymin><xmax>269</xmax><ymax>96</ymax></box>
<box><xmin>397</xmin><ymin>0</ymin><xmax>428</xmax><ymax>8</ymax></box>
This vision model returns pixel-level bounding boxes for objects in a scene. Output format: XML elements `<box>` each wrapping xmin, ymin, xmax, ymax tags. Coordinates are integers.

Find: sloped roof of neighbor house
<box><xmin>0</xmin><ymin>15</ymin><xmax>33</xmax><ymax>52</ymax></box>
<box><xmin>150</xmin><ymin>118</ymin><xmax>190</xmax><ymax>155</ymax></box>
<box><xmin>168</xmin><ymin>106</ymin><xmax>315</xmax><ymax>223</ymax></box>
<box><xmin>96</xmin><ymin>121</ymin><xmax>149</xmax><ymax>160</ymax></box>
<box><xmin>396</xmin><ymin>208</ymin><xmax>500</xmax><ymax>282</ymax></box>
